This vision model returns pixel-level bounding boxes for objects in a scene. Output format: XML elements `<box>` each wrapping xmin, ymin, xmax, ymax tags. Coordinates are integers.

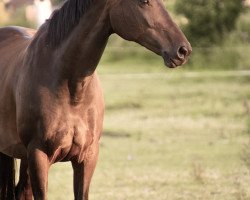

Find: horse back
<box><xmin>0</xmin><ymin>26</ymin><xmax>35</xmax><ymax>82</ymax></box>
<box><xmin>0</xmin><ymin>26</ymin><xmax>35</xmax><ymax>92</ymax></box>
<box><xmin>0</xmin><ymin>26</ymin><xmax>36</xmax><ymax>43</ymax></box>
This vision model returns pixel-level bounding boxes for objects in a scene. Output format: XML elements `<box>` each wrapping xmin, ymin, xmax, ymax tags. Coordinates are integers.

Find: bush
<box><xmin>237</xmin><ymin>11</ymin><xmax>250</xmax><ymax>42</ymax></box>
<box><xmin>175</xmin><ymin>0</ymin><xmax>245</xmax><ymax>47</ymax></box>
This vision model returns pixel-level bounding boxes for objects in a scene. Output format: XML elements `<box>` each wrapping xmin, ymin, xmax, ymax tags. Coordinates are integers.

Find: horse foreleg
<box><xmin>71</xmin><ymin>144</ymin><xmax>99</xmax><ymax>200</ymax></box>
<box><xmin>27</xmin><ymin>143</ymin><xmax>49</xmax><ymax>200</ymax></box>
<box><xmin>15</xmin><ymin>160</ymin><xmax>33</xmax><ymax>200</ymax></box>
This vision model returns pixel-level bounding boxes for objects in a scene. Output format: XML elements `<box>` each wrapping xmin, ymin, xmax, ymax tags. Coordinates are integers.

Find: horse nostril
<box><xmin>177</xmin><ymin>46</ymin><xmax>188</xmax><ymax>60</ymax></box>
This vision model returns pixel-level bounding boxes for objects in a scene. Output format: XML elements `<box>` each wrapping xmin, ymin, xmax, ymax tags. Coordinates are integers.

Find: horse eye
<box><xmin>140</xmin><ymin>0</ymin><xmax>149</xmax><ymax>5</ymax></box>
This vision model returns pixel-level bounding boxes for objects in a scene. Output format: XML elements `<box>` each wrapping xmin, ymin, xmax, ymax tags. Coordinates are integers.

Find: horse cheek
<box><xmin>110</xmin><ymin>5</ymin><xmax>136</xmax><ymax>41</ymax></box>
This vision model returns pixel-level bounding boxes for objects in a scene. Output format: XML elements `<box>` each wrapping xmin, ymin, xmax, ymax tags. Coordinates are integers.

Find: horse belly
<box><xmin>0</xmin><ymin>127</ymin><xmax>26</xmax><ymax>159</ymax></box>
<box><xmin>0</xmin><ymin>72</ymin><xmax>24</xmax><ymax>158</ymax></box>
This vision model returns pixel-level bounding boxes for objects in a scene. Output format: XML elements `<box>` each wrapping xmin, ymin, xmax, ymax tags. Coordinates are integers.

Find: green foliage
<box><xmin>175</xmin><ymin>0</ymin><xmax>245</xmax><ymax>46</ymax></box>
<box><xmin>50</xmin><ymin>0</ymin><xmax>65</xmax><ymax>6</ymax></box>
<box><xmin>237</xmin><ymin>11</ymin><xmax>250</xmax><ymax>42</ymax></box>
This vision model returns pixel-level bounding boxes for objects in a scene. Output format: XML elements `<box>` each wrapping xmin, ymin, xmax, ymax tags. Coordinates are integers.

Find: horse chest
<box><xmin>44</xmin><ymin>116</ymin><xmax>94</xmax><ymax>163</ymax></box>
<box><xmin>40</xmin><ymin>103</ymin><xmax>101</xmax><ymax>162</ymax></box>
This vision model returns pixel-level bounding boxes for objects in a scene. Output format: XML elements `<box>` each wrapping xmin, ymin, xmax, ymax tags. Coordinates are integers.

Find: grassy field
<box><xmin>47</xmin><ymin>66</ymin><xmax>250</xmax><ymax>200</ymax></box>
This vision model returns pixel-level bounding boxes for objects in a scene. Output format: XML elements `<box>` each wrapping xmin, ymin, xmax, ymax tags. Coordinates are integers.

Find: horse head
<box><xmin>109</xmin><ymin>0</ymin><xmax>192</xmax><ymax>68</ymax></box>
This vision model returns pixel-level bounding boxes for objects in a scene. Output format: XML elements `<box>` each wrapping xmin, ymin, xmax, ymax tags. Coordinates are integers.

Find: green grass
<box><xmin>47</xmin><ymin>68</ymin><xmax>250</xmax><ymax>200</ymax></box>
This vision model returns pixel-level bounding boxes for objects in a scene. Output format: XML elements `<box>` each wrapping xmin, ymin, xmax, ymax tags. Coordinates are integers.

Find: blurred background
<box><xmin>1</xmin><ymin>0</ymin><xmax>250</xmax><ymax>199</ymax></box>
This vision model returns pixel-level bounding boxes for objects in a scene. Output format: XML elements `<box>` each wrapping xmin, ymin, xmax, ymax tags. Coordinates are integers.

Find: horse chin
<box><xmin>163</xmin><ymin>58</ymin><xmax>178</xmax><ymax>68</ymax></box>
<box><xmin>162</xmin><ymin>52</ymin><xmax>177</xmax><ymax>68</ymax></box>
<box><xmin>162</xmin><ymin>52</ymin><xmax>186</xmax><ymax>68</ymax></box>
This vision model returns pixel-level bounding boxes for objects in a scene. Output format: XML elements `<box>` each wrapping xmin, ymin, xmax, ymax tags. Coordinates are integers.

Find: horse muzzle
<box><xmin>162</xmin><ymin>45</ymin><xmax>192</xmax><ymax>68</ymax></box>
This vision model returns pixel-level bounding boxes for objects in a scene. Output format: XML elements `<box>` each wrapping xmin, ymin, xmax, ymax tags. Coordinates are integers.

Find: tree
<box><xmin>175</xmin><ymin>0</ymin><xmax>245</xmax><ymax>46</ymax></box>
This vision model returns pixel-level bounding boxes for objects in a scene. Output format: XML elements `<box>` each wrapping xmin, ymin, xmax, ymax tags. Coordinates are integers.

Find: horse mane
<box><xmin>46</xmin><ymin>0</ymin><xmax>94</xmax><ymax>47</ymax></box>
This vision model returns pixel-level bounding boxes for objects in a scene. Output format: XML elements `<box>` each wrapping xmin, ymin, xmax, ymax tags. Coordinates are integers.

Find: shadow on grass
<box><xmin>103</xmin><ymin>131</ymin><xmax>131</xmax><ymax>138</ymax></box>
<box><xmin>242</xmin><ymin>100</ymin><xmax>250</xmax><ymax>170</ymax></box>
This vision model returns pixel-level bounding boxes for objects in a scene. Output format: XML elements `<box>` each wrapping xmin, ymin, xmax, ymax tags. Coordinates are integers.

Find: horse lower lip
<box><xmin>168</xmin><ymin>62</ymin><xmax>176</xmax><ymax>68</ymax></box>
<box><xmin>162</xmin><ymin>52</ymin><xmax>178</xmax><ymax>68</ymax></box>
<box><xmin>164</xmin><ymin>61</ymin><xmax>176</xmax><ymax>68</ymax></box>
<box><xmin>163</xmin><ymin>57</ymin><xmax>177</xmax><ymax>68</ymax></box>
<box><xmin>170</xmin><ymin>58</ymin><xmax>177</xmax><ymax>67</ymax></box>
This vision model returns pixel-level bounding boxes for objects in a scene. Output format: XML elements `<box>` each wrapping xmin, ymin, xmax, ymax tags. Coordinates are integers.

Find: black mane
<box><xmin>46</xmin><ymin>0</ymin><xmax>93</xmax><ymax>47</ymax></box>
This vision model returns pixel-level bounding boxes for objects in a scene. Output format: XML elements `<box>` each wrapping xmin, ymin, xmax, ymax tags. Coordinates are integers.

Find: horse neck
<box><xmin>51</xmin><ymin>0</ymin><xmax>111</xmax><ymax>103</ymax></box>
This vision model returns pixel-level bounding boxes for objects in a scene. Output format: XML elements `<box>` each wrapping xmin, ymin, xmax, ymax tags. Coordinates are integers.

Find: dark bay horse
<box><xmin>0</xmin><ymin>0</ymin><xmax>192</xmax><ymax>199</ymax></box>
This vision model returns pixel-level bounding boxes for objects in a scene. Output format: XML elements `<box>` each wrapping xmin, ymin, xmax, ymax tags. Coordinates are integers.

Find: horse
<box><xmin>0</xmin><ymin>0</ymin><xmax>192</xmax><ymax>199</ymax></box>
